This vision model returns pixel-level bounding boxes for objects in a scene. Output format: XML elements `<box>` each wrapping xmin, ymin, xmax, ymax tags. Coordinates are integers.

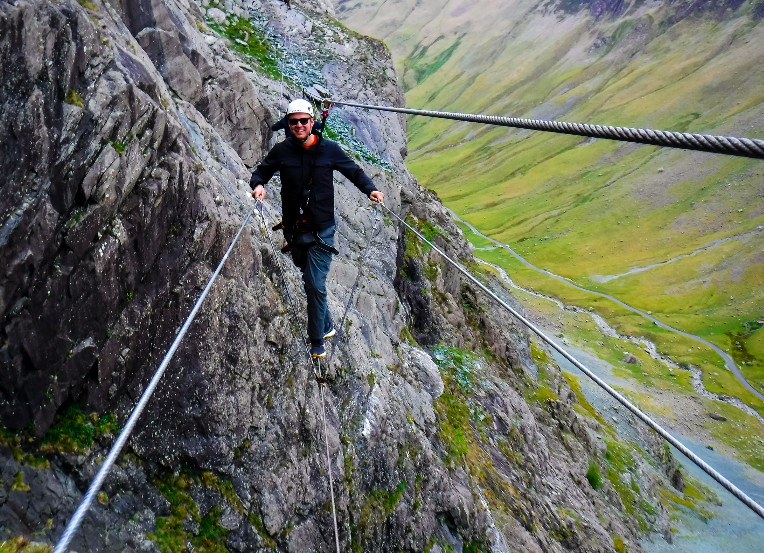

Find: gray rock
<box><xmin>207</xmin><ymin>7</ymin><xmax>227</xmax><ymax>23</ymax></box>
<box><xmin>0</xmin><ymin>0</ymin><xmax>675</xmax><ymax>551</ymax></box>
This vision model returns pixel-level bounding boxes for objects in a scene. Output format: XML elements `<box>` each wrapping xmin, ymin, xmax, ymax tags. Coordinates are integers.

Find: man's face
<box><xmin>288</xmin><ymin>112</ymin><xmax>314</xmax><ymax>140</ymax></box>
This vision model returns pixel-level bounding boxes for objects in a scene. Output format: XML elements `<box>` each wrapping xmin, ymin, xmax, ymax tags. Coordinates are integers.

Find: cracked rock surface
<box><xmin>0</xmin><ymin>1</ymin><xmax>674</xmax><ymax>551</ymax></box>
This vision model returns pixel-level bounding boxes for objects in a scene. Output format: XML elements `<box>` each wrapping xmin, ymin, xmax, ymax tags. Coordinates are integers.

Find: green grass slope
<box><xmin>337</xmin><ymin>1</ymin><xmax>764</xmax><ymax>404</ymax></box>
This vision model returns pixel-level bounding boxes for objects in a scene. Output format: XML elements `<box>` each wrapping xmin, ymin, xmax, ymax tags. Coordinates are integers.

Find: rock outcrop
<box><xmin>1</xmin><ymin>1</ymin><xmax>676</xmax><ymax>551</ymax></box>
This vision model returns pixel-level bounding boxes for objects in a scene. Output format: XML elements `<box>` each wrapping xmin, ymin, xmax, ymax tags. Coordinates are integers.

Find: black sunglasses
<box><xmin>288</xmin><ymin>117</ymin><xmax>312</xmax><ymax>126</ymax></box>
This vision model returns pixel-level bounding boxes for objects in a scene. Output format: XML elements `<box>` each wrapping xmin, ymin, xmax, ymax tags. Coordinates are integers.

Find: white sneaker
<box><xmin>323</xmin><ymin>327</ymin><xmax>336</xmax><ymax>339</ymax></box>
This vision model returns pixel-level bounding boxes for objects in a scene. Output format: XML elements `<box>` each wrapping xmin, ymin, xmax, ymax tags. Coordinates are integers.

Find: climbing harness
<box><xmin>330</xmin><ymin>100</ymin><xmax>764</xmax><ymax>160</ymax></box>
<box><xmin>255</xmin><ymin>201</ymin><xmax>341</xmax><ymax>552</ymax></box>
<box><xmin>52</xmin><ymin>208</ymin><xmax>256</xmax><ymax>553</ymax></box>
<box><xmin>380</xmin><ymin>201</ymin><xmax>764</xmax><ymax>521</ymax></box>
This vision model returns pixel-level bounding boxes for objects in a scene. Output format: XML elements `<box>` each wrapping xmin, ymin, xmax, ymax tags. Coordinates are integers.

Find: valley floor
<box><xmin>445</xmin><ymin>211</ymin><xmax>764</xmax><ymax>545</ymax></box>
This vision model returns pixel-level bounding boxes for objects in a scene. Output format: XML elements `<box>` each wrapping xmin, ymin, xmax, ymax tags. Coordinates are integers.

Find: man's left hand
<box><xmin>370</xmin><ymin>190</ymin><xmax>384</xmax><ymax>203</ymax></box>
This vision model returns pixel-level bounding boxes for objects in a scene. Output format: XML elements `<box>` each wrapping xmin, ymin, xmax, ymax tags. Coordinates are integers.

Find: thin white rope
<box><xmin>320</xmin><ymin>382</ymin><xmax>342</xmax><ymax>553</ymax></box>
<box><xmin>380</xmin><ymin>202</ymin><xmax>764</xmax><ymax>521</ymax></box>
<box><xmin>255</xmin><ymin>201</ymin><xmax>342</xmax><ymax>548</ymax></box>
<box><xmin>52</xmin><ymin>208</ymin><xmax>256</xmax><ymax>553</ymax></box>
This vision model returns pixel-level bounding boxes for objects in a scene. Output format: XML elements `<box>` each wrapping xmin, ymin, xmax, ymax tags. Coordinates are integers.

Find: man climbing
<box><xmin>251</xmin><ymin>99</ymin><xmax>384</xmax><ymax>357</ymax></box>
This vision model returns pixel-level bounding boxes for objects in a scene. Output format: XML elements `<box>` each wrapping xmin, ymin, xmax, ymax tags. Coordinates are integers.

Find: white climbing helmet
<box><xmin>286</xmin><ymin>99</ymin><xmax>314</xmax><ymax>118</ymax></box>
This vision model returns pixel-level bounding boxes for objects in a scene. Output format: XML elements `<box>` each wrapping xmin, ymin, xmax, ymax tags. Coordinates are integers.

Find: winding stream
<box><xmin>449</xmin><ymin>209</ymin><xmax>764</xmax><ymax>404</ymax></box>
<box><xmin>479</xmin><ymin>258</ymin><xmax>764</xmax><ymax>425</ymax></box>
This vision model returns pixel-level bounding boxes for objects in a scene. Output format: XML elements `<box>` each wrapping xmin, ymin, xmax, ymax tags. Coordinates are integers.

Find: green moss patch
<box><xmin>434</xmin><ymin>392</ymin><xmax>472</xmax><ymax>465</ymax></box>
<box><xmin>433</xmin><ymin>345</ymin><xmax>480</xmax><ymax>393</ymax></box>
<box><xmin>64</xmin><ymin>89</ymin><xmax>84</xmax><ymax>107</ymax></box>
<box><xmin>147</xmin><ymin>471</ymin><xmax>245</xmax><ymax>553</ymax></box>
<box><xmin>208</xmin><ymin>15</ymin><xmax>282</xmax><ymax>80</ymax></box>
<box><xmin>658</xmin><ymin>476</ymin><xmax>718</xmax><ymax>523</ymax></box>
<box><xmin>40</xmin><ymin>404</ymin><xmax>119</xmax><ymax>454</ymax></box>
<box><xmin>11</xmin><ymin>471</ymin><xmax>30</xmax><ymax>492</ymax></box>
<box><xmin>0</xmin><ymin>427</ymin><xmax>49</xmax><ymax>469</ymax></box>
<box><xmin>586</xmin><ymin>463</ymin><xmax>603</xmax><ymax>490</ymax></box>
<box><xmin>0</xmin><ymin>538</ymin><xmax>52</xmax><ymax>553</ymax></box>
<box><xmin>523</xmin><ymin>343</ymin><xmax>560</xmax><ymax>405</ymax></box>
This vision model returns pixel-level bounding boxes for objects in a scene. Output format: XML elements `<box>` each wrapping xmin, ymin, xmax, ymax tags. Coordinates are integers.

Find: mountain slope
<box><xmin>335</xmin><ymin>0</ymin><xmax>764</xmax><ymax>408</ymax></box>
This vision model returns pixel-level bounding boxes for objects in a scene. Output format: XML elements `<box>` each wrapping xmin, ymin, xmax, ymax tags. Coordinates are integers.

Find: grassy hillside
<box><xmin>337</xmin><ymin>0</ymin><xmax>764</xmax><ymax>405</ymax></box>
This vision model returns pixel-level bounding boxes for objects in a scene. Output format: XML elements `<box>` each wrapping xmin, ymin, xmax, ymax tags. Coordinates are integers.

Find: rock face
<box><xmin>0</xmin><ymin>1</ymin><xmax>675</xmax><ymax>551</ymax></box>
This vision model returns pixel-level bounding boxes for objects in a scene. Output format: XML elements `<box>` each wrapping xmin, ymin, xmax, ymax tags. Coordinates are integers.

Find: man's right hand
<box><xmin>252</xmin><ymin>185</ymin><xmax>266</xmax><ymax>200</ymax></box>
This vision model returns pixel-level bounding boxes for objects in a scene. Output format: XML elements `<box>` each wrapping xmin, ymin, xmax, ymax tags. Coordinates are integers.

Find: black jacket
<box><xmin>250</xmin><ymin>134</ymin><xmax>376</xmax><ymax>231</ymax></box>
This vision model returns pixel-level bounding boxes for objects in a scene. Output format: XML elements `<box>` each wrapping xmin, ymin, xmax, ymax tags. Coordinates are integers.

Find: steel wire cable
<box><xmin>379</xmin><ymin>202</ymin><xmax>764</xmax><ymax>521</ymax></box>
<box><xmin>330</xmin><ymin>100</ymin><xmax>764</xmax><ymax>159</ymax></box>
<box><xmin>52</xmin><ymin>209</ymin><xmax>256</xmax><ymax>553</ymax></box>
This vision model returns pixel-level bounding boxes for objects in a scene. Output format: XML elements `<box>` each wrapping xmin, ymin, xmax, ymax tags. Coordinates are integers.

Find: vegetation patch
<box><xmin>148</xmin><ymin>468</ymin><xmax>277</xmax><ymax>550</ymax></box>
<box><xmin>148</xmin><ymin>472</ymin><xmax>230</xmax><ymax>553</ymax></box>
<box><xmin>586</xmin><ymin>462</ymin><xmax>603</xmax><ymax>490</ymax></box>
<box><xmin>434</xmin><ymin>392</ymin><xmax>472</xmax><ymax>465</ymax></box>
<box><xmin>64</xmin><ymin>89</ymin><xmax>84</xmax><ymax>107</ymax></box>
<box><xmin>658</xmin><ymin>478</ymin><xmax>718</xmax><ymax>523</ymax></box>
<box><xmin>111</xmin><ymin>140</ymin><xmax>127</xmax><ymax>155</ymax></box>
<box><xmin>0</xmin><ymin>427</ymin><xmax>49</xmax><ymax>469</ymax></box>
<box><xmin>463</xmin><ymin>540</ymin><xmax>489</xmax><ymax>553</ymax></box>
<box><xmin>323</xmin><ymin>116</ymin><xmax>392</xmax><ymax>170</ymax></box>
<box><xmin>403</xmin><ymin>215</ymin><xmax>445</xmax><ymax>260</ymax></box>
<box><xmin>433</xmin><ymin>344</ymin><xmax>480</xmax><ymax>393</ymax></box>
<box><xmin>40</xmin><ymin>404</ymin><xmax>119</xmax><ymax>454</ymax></box>
<box><xmin>11</xmin><ymin>471</ymin><xmax>30</xmax><ymax>492</ymax></box>
<box><xmin>402</xmin><ymin>34</ymin><xmax>465</xmax><ymax>88</ymax></box>
<box><xmin>601</xmin><ymin>438</ymin><xmax>657</xmax><ymax>530</ymax></box>
<box><xmin>563</xmin><ymin>372</ymin><xmax>606</xmax><ymax>425</ymax></box>
<box><xmin>0</xmin><ymin>538</ymin><xmax>52</xmax><ymax>553</ymax></box>
<box><xmin>351</xmin><ymin>481</ymin><xmax>407</xmax><ymax>551</ymax></box>
<box><xmin>611</xmin><ymin>534</ymin><xmax>627</xmax><ymax>553</ymax></box>
<box><xmin>524</xmin><ymin>343</ymin><xmax>560</xmax><ymax>405</ymax></box>
<box><xmin>76</xmin><ymin>0</ymin><xmax>98</xmax><ymax>10</ymax></box>
<box><xmin>208</xmin><ymin>15</ymin><xmax>282</xmax><ymax>80</ymax></box>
